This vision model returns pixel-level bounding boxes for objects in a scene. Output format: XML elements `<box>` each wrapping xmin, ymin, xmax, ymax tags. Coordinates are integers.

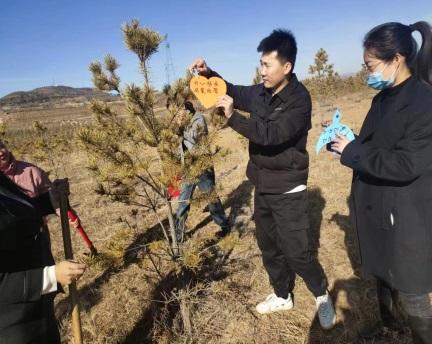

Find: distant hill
<box><xmin>0</xmin><ymin>86</ymin><xmax>119</xmax><ymax>111</ymax></box>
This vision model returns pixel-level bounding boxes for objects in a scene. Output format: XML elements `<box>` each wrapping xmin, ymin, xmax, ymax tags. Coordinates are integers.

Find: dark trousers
<box><xmin>254</xmin><ymin>190</ymin><xmax>327</xmax><ymax>298</ymax></box>
<box><xmin>377</xmin><ymin>278</ymin><xmax>432</xmax><ymax>344</ymax></box>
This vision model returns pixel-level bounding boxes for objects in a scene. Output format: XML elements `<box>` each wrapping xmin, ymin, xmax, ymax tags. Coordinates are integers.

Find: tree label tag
<box><xmin>190</xmin><ymin>76</ymin><xmax>227</xmax><ymax>108</ymax></box>
<box><xmin>316</xmin><ymin>109</ymin><xmax>355</xmax><ymax>154</ymax></box>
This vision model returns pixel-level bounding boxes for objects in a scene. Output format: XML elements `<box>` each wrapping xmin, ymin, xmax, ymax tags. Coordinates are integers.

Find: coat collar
<box><xmin>0</xmin><ymin>173</ymin><xmax>34</xmax><ymax>208</ymax></box>
<box><xmin>259</xmin><ymin>73</ymin><xmax>299</xmax><ymax>103</ymax></box>
<box><xmin>359</xmin><ymin>76</ymin><xmax>415</xmax><ymax>141</ymax></box>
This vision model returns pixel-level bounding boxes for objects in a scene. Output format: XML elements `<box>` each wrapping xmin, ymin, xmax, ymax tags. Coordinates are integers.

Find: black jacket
<box><xmin>213</xmin><ymin>72</ymin><xmax>312</xmax><ymax>193</ymax></box>
<box><xmin>0</xmin><ymin>174</ymin><xmax>60</xmax><ymax>343</ymax></box>
<box><xmin>341</xmin><ymin>76</ymin><xmax>432</xmax><ymax>293</ymax></box>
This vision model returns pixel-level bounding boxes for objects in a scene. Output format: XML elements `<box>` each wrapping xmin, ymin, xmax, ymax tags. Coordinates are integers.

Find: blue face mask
<box><xmin>366</xmin><ymin>63</ymin><xmax>398</xmax><ymax>90</ymax></box>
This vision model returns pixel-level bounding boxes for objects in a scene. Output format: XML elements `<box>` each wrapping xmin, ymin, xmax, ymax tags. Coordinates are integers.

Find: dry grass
<box><xmin>1</xmin><ymin>100</ymin><xmax>168</xmax><ymax>130</ymax></box>
<box><xmin>4</xmin><ymin>92</ymin><xmax>413</xmax><ymax>343</ymax></box>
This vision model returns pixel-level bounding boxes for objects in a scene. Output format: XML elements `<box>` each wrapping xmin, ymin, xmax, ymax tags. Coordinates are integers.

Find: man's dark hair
<box><xmin>257</xmin><ymin>29</ymin><xmax>297</xmax><ymax>70</ymax></box>
<box><xmin>184</xmin><ymin>100</ymin><xmax>195</xmax><ymax>114</ymax></box>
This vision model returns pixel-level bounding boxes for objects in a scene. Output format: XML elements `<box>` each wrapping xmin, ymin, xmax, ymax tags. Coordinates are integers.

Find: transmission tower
<box><xmin>165</xmin><ymin>35</ymin><xmax>176</xmax><ymax>86</ymax></box>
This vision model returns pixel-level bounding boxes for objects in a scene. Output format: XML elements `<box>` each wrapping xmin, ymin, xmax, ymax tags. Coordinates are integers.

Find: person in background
<box><xmin>173</xmin><ymin>99</ymin><xmax>231</xmax><ymax>242</ymax></box>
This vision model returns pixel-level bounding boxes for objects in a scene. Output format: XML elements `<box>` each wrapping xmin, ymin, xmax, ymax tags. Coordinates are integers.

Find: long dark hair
<box><xmin>363</xmin><ymin>21</ymin><xmax>432</xmax><ymax>85</ymax></box>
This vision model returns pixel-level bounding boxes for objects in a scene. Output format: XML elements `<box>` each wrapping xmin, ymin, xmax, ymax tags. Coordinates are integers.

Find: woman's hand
<box><xmin>55</xmin><ymin>261</ymin><xmax>86</xmax><ymax>285</ymax></box>
<box><xmin>331</xmin><ymin>133</ymin><xmax>351</xmax><ymax>154</ymax></box>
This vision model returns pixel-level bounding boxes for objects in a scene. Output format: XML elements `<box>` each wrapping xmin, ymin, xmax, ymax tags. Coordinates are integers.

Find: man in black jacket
<box><xmin>190</xmin><ymin>29</ymin><xmax>335</xmax><ymax>329</ymax></box>
<box><xmin>0</xmin><ymin>174</ymin><xmax>86</xmax><ymax>343</ymax></box>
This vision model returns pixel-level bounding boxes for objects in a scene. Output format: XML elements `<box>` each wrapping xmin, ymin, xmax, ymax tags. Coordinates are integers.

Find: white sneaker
<box><xmin>316</xmin><ymin>292</ymin><xmax>336</xmax><ymax>330</ymax></box>
<box><xmin>256</xmin><ymin>293</ymin><xmax>294</xmax><ymax>314</ymax></box>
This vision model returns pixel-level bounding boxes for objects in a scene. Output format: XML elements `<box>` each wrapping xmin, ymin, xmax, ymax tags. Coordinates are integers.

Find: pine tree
<box><xmin>252</xmin><ymin>67</ymin><xmax>262</xmax><ymax>85</ymax></box>
<box><xmin>78</xmin><ymin>19</ymin><xmax>221</xmax><ymax>258</ymax></box>
<box><xmin>307</xmin><ymin>48</ymin><xmax>342</xmax><ymax>118</ymax></box>
<box><xmin>308</xmin><ymin>48</ymin><xmax>341</xmax><ymax>100</ymax></box>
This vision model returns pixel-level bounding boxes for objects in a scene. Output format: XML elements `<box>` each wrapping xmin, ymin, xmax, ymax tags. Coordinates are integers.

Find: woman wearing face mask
<box><xmin>331</xmin><ymin>21</ymin><xmax>432</xmax><ymax>343</ymax></box>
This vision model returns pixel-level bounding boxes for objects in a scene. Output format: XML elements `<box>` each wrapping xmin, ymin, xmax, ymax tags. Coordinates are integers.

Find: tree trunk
<box><xmin>164</xmin><ymin>195</ymin><xmax>179</xmax><ymax>258</ymax></box>
<box><xmin>179</xmin><ymin>290</ymin><xmax>192</xmax><ymax>337</ymax></box>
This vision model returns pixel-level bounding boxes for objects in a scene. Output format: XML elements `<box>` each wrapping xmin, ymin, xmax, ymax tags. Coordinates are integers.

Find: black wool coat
<box><xmin>0</xmin><ymin>175</ymin><xmax>60</xmax><ymax>343</ymax></box>
<box><xmin>341</xmin><ymin>76</ymin><xmax>432</xmax><ymax>293</ymax></box>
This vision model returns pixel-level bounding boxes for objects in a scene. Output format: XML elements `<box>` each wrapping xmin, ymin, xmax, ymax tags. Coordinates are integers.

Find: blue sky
<box><xmin>1</xmin><ymin>0</ymin><xmax>431</xmax><ymax>97</ymax></box>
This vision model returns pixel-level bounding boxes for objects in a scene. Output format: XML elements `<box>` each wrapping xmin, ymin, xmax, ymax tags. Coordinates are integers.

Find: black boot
<box><xmin>408</xmin><ymin>315</ymin><xmax>432</xmax><ymax>344</ymax></box>
<box><xmin>359</xmin><ymin>321</ymin><xmax>408</xmax><ymax>343</ymax></box>
<box><xmin>377</xmin><ymin>279</ymin><xmax>402</xmax><ymax>328</ymax></box>
<box><xmin>359</xmin><ymin>279</ymin><xmax>405</xmax><ymax>342</ymax></box>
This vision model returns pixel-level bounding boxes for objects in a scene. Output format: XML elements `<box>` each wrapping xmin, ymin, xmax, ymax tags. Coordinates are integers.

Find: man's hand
<box><xmin>216</xmin><ymin>95</ymin><xmax>234</xmax><ymax>119</ymax></box>
<box><xmin>189</xmin><ymin>57</ymin><xmax>210</xmax><ymax>76</ymax></box>
<box><xmin>55</xmin><ymin>261</ymin><xmax>86</xmax><ymax>285</ymax></box>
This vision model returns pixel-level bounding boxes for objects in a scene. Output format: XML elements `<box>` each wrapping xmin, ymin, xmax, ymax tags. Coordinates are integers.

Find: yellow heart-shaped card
<box><xmin>190</xmin><ymin>76</ymin><xmax>227</xmax><ymax>109</ymax></box>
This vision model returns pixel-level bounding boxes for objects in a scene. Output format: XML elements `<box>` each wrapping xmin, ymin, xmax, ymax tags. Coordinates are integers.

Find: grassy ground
<box><xmin>1</xmin><ymin>92</ymin><xmax>413</xmax><ymax>343</ymax></box>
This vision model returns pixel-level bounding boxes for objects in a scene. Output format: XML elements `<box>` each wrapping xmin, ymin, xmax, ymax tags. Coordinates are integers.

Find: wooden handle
<box><xmin>59</xmin><ymin>191</ymin><xmax>83</xmax><ymax>344</ymax></box>
<box><xmin>70</xmin><ymin>283</ymin><xmax>83</xmax><ymax>344</ymax></box>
